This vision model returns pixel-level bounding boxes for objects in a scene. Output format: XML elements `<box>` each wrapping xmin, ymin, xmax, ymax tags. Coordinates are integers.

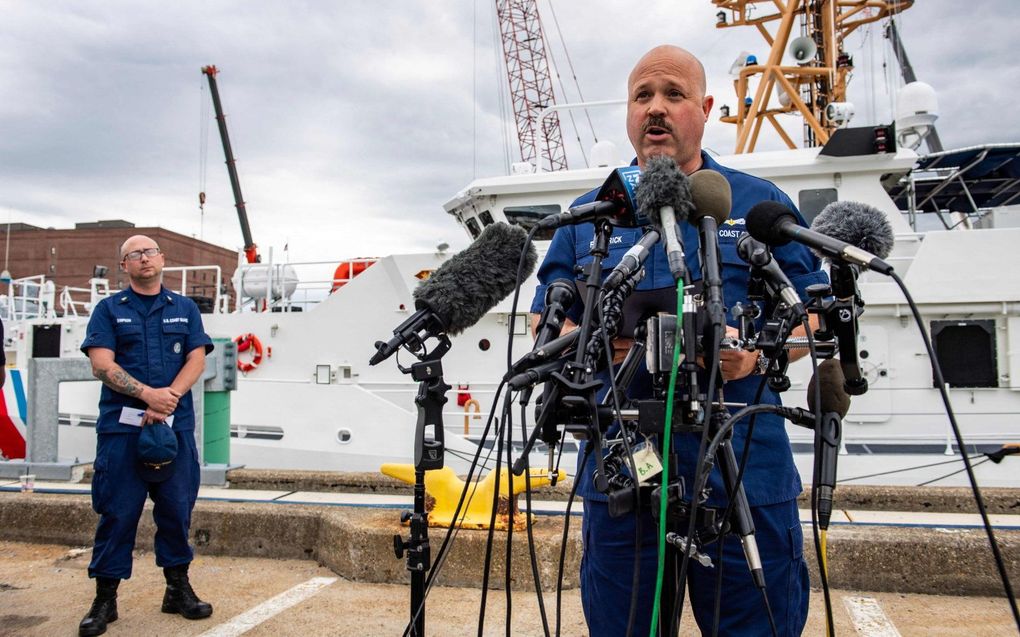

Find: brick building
<box><xmin>1</xmin><ymin>220</ymin><xmax>238</xmax><ymax>312</ymax></box>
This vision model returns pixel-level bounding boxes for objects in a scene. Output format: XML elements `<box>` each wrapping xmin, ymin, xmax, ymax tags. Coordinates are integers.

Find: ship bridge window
<box><xmin>930</xmin><ymin>319</ymin><xmax>998</xmax><ymax>388</ymax></box>
<box><xmin>504</xmin><ymin>204</ymin><xmax>562</xmax><ymax>241</ymax></box>
<box><xmin>798</xmin><ymin>188</ymin><xmax>838</xmax><ymax>225</ymax></box>
<box><xmin>479</xmin><ymin>210</ymin><xmax>495</xmax><ymax>226</ymax></box>
<box><xmin>465</xmin><ymin>217</ymin><xmax>482</xmax><ymax>239</ymax></box>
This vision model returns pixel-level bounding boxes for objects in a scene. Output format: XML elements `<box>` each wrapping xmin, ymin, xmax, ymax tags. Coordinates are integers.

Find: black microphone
<box><xmin>736</xmin><ymin>233</ymin><xmax>806</xmax><ymax>319</ymax></box>
<box><xmin>370</xmin><ymin>223</ymin><xmax>537</xmax><ymax>365</ymax></box>
<box><xmin>690</xmin><ymin>169</ymin><xmax>732</xmax><ymax>334</ymax></box>
<box><xmin>530</xmin><ymin>279</ymin><xmax>576</xmax><ymax>352</ymax></box>
<box><xmin>537</xmin><ymin>166</ymin><xmax>644</xmax><ymax>229</ymax></box>
<box><xmin>602</xmin><ymin>228</ymin><xmax>661</xmax><ymax>292</ymax></box>
<box><xmin>806</xmin><ymin>359</ymin><xmax>851</xmax><ymax>530</ymax></box>
<box><xmin>634</xmin><ymin>155</ymin><xmax>692</xmax><ymax>281</ymax></box>
<box><xmin>745</xmin><ymin>201</ymin><xmax>895</xmax><ymax>275</ymax></box>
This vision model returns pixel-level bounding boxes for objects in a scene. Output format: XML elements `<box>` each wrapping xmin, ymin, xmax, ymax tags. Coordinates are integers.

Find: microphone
<box><xmin>602</xmin><ymin>228</ymin><xmax>661</xmax><ymax>292</ymax></box>
<box><xmin>634</xmin><ymin>155</ymin><xmax>693</xmax><ymax>281</ymax></box>
<box><xmin>810</xmin><ymin>200</ymin><xmax>895</xmax><ymax>264</ymax></box>
<box><xmin>689</xmin><ymin>169</ymin><xmax>732</xmax><ymax>332</ymax></box>
<box><xmin>370</xmin><ymin>223</ymin><xmax>537</xmax><ymax>365</ymax></box>
<box><xmin>537</xmin><ymin>166</ymin><xmax>645</xmax><ymax>229</ymax></box>
<box><xmin>736</xmin><ymin>233</ymin><xmax>806</xmax><ymax>319</ymax></box>
<box><xmin>530</xmin><ymin>279</ymin><xmax>576</xmax><ymax>352</ymax></box>
<box><xmin>745</xmin><ymin>201</ymin><xmax>895</xmax><ymax>275</ymax></box>
<box><xmin>806</xmin><ymin>359</ymin><xmax>851</xmax><ymax>530</ymax></box>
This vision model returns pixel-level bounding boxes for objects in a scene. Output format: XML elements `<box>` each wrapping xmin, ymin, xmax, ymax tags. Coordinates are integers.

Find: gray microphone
<box><xmin>634</xmin><ymin>155</ymin><xmax>693</xmax><ymax>282</ymax></box>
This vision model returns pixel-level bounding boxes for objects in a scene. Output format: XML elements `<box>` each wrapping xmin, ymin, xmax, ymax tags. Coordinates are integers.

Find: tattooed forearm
<box><xmin>94</xmin><ymin>365</ymin><xmax>145</xmax><ymax>398</ymax></box>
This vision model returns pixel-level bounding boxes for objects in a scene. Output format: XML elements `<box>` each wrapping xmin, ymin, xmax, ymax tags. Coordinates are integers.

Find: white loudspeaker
<box><xmin>789</xmin><ymin>36</ymin><xmax>817</xmax><ymax>63</ymax></box>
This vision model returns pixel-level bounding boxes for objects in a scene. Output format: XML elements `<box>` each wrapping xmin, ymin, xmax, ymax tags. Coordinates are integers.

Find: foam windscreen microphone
<box><xmin>634</xmin><ymin>155</ymin><xmax>693</xmax><ymax>280</ymax></box>
<box><xmin>811</xmin><ymin>200</ymin><xmax>894</xmax><ymax>262</ymax></box>
<box><xmin>806</xmin><ymin>358</ymin><xmax>851</xmax><ymax>418</ymax></box>
<box><xmin>746</xmin><ymin>200</ymin><xmax>894</xmax><ymax>275</ymax></box>
<box><xmin>370</xmin><ymin>223</ymin><xmax>537</xmax><ymax>365</ymax></box>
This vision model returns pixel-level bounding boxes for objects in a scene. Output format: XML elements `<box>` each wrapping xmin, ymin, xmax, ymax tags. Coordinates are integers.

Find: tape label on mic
<box><xmin>629</xmin><ymin>441</ymin><xmax>663</xmax><ymax>483</ymax></box>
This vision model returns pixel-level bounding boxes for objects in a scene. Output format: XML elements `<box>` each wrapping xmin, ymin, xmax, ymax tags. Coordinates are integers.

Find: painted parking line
<box><xmin>842</xmin><ymin>596</ymin><xmax>901</xmax><ymax>637</ymax></box>
<box><xmin>198</xmin><ymin>576</ymin><xmax>338</xmax><ymax>637</ymax></box>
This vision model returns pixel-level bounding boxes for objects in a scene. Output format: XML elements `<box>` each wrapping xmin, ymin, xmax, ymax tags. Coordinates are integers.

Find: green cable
<box><xmin>649</xmin><ymin>278</ymin><xmax>684</xmax><ymax>637</ymax></box>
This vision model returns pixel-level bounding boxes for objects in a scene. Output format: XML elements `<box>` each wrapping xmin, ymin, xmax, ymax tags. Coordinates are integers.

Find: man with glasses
<box><xmin>78</xmin><ymin>235</ymin><xmax>214</xmax><ymax>636</ymax></box>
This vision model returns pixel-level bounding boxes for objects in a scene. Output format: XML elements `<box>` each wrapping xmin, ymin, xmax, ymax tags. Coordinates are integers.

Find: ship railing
<box><xmin>58</xmin><ymin>277</ymin><xmax>111</xmax><ymax>317</ymax></box>
<box><xmin>162</xmin><ymin>265</ymin><xmax>228</xmax><ymax>314</ymax></box>
<box><xmin>234</xmin><ymin>257</ymin><xmax>378</xmax><ymax>313</ymax></box>
<box><xmin>1</xmin><ymin>274</ymin><xmax>56</xmax><ymax>321</ymax></box>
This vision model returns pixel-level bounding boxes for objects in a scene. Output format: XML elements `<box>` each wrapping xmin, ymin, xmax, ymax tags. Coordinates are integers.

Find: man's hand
<box><xmin>141</xmin><ymin>408</ymin><xmax>171</xmax><ymax>426</ymax></box>
<box><xmin>142</xmin><ymin>387</ymin><xmax>180</xmax><ymax>414</ymax></box>
<box><xmin>700</xmin><ymin>326</ymin><xmax>759</xmax><ymax>382</ymax></box>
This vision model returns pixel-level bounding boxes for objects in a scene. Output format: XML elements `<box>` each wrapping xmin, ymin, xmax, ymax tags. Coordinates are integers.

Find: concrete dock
<box><xmin>1</xmin><ymin>470</ymin><xmax>1019</xmax><ymax>634</ymax></box>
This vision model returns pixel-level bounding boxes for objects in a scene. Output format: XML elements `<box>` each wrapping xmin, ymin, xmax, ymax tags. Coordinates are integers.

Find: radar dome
<box><xmin>590</xmin><ymin>140</ymin><xmax>620</xmax><ymax>167</ymax></box>
<box><xmin>895</xmin><ymin>82</ymin><xmax>939</xmax><ymax>150</ymax></box>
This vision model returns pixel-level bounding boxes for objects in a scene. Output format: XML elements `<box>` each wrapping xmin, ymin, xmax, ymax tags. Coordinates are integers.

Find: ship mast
<box><xmin>713</xmin><ymin>0</ymin><xmax>913</xmax><ymax>153</ymax></box>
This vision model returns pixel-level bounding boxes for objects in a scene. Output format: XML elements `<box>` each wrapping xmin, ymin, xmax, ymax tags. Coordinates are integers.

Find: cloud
<box><xmin>1</xmin><ymin>0</ymin><xmax>1017</xmax><ymax>268</ymax></box>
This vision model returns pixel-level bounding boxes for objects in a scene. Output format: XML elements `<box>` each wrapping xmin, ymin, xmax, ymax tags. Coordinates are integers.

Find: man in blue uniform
<box><xmin>78</xmin><ymin>234</ymin><xmax>214</xmax><ymax>636</ymax></box>
<box><xmin>530</xmin><ymin>46</ymin><xmax>827</xmax><ymax>635</ymax></box>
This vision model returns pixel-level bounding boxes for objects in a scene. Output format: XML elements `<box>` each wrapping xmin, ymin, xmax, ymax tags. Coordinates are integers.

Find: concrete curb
<box><xmin>3</xmin><ymin>492</ymin><xmax>1017</xmax><ymax>596</ymax></box>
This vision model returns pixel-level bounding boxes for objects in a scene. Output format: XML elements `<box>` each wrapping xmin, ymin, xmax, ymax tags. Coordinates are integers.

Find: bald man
<box><xmin>530</xmin><ymin>46</ymin><xmax>825</xmax><ymax>635</ymax></box>
<box><xmin>78</xmin><ymin>235</ymin><xmax>214</xmax><ymax>636</ymax></box>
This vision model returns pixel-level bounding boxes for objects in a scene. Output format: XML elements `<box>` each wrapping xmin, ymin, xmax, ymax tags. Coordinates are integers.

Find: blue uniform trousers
<box><xmin>581</xmin><ymin>498</ymin><xmax>809</xmax><ymax>636</ymax></box>
<box><xmin>88</xmin><ymin>430</ymin><xmax>201</xmax><ymax>580</ymax></box>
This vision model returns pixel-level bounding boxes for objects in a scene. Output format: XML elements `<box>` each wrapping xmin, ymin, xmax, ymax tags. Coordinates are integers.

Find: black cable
<box><xmin>596</xmin><ymin>289</ymin><xmax>645</xmax><ymax>637</ymax></box>
<box><xmin>803</xmin><ymin>324</ymin><xmax>834</xmax><ymax>637</ymax></box>
<box><xmin>504</xmin><ymin>395</ymin><xmax>515</xmax><ymax>637</ymax></box>
<box><xmin>710</xmin><ymin>373</ymin><xmax>768</xmax><ymax>637</ymax></box>
<box><xmin>521</xmin><ymin>402</ymin><xmax>552</xmax><ymax>637</ymax></box>
<box><xmin>710</xmin><ymin>539</ymin><xmax>724</xmax><ymax>637</ymax></box>
<box><xmin>761</xmin><ymin>589</ymin><xmax>779</xmax><ymax>637</ymax></box>
<box><xmin>402</xmin><ymin>382</ymin><xmax>508</xmax><ymax>637</ymax></box>
<box><xmin>891</xmin><ymin>271</ymin><xmax>1020</xmax><ymax>629</ymax></box>
<box><xmin>478</xmin><ymin>397</ymin><xmax>511</xmax><ymax>636</ymax></box>
<box><xmin>838</xmin><ymin>455</ymin><xmax>972</xmax><ymax>483</ymax></box>
<box><xmin>556</xmin><ymin>444</ymin><xmax>592</xmax><ymax>637</ymax></box>
<box><xmin>916</xmin><ymin>457</ymin><xmax>993</xmax><ymax>487</ymax></box>
<box><xmin>668</xmin><ymin>321</ymin><xmax>724</xmax><ymax>637</ymax></box>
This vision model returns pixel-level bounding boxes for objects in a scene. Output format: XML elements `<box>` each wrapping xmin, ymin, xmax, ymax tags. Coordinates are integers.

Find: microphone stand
<box><xmin>392</xmin><ymin>334</ymin><xmax>452</xmax><ymax>637</ymax></box>
<box><xmin>513</xmin><ymin>219</ymin><xmax>613</xmax><ymax>481</ymax></box>
<box><xmin>807</xmin><ymin>263</ymin><xmax>868</xmax><ymax>396</ymax></box>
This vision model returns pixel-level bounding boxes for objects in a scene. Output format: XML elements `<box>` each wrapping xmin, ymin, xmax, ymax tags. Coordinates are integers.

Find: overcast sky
<box><xmin>2</xmin><ymin>1</ymin><xmax>1016</xmax><ymax>265</ymax></box>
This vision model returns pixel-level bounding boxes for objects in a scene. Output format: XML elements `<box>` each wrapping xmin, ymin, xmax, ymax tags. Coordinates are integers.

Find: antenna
<box><xmin>712</xmin><ymin>0</ymin><xmax>916</xmax><ymax>153</ymax></box>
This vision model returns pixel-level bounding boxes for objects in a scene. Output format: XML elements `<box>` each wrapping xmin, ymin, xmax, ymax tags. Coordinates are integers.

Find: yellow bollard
<box><xmin>380</xmin><ymin>463</ymin><xmax>561</xmax><ymax>531</ymax></box>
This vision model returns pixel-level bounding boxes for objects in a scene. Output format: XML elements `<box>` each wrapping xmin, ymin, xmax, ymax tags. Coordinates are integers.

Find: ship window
<box><xmin>930</xmin><ymin>319</ymin><xmax>998</xmax><ymax>388</ymax></box>
<box><xmin>479</xmin><ymin>211</ymin><xmax>495</xmax><ymax>226</ymax></box>
<box><xmin>798</xmin><ymin>189</ymin><xmax>838</xmax><ymax>225</ymax></box>
<box><xmin>504</xmin><ymin>204</ymin><xmax>562</xmax><ymax>241</ymax></box>
<box><xmin>465</xmin><ymin>217</ymin><xmax>482</xmax><ymax>239</ymax></box>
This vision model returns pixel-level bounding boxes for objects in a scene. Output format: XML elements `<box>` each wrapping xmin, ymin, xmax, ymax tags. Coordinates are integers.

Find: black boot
<box><xmin>79</xmin><ymin>577</ymin><xmax>119</xmax><ymax>637</ymax></box>
<box><xmin>161</xmin><ymin>563</ymin><xmax>213</xmax><ymax>619</ymax></box>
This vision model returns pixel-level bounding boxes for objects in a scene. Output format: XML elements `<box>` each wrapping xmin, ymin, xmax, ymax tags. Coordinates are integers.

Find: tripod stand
<box><xmin>392</xmin><ymin>335</ymin><xmax>451</xmax><ymax>637</ymax></box>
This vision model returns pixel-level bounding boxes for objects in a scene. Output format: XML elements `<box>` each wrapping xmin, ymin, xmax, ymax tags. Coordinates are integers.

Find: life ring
<box><xmin>331</xmin><ymin>259</ymin><xmax>376</xmax><ymax>292</ymax></box>
<box><xmin>234</xmin><ymin>333</ymin><xmax>263</xmax><ymax>373</ymax></box>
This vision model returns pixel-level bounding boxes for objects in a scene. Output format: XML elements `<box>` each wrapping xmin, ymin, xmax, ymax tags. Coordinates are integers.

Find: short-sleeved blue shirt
<box><xmin>530</xmin><ymin>152</ymin><xmax>828</xmax><ymax>507</ymax></box>
<box><xmin>81</xmin><ymin>286</ymin><xmax>214</xmax><ymax>434</ymax></box>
